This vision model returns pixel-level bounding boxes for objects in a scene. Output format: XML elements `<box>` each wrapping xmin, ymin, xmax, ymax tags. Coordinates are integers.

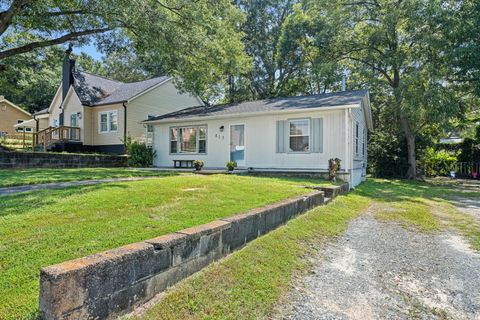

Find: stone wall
<box><xmin>247</xmin><ymin>170</ymin><xmax>350</xmax><ymax>187</ymax></box>
<box><xmin>315</xmin><ymin>182</ymin><xmax>350</xmax><ymax>198</ymax></box>
<box><xmin>0</xmin><ymin>151</ymin><xmax>127</xmax><ymax>169</ymax></box>
<box><xmin>39</xmin><ymin>191</ymin><xmax>327</xmax><ymax>320</ymax></box>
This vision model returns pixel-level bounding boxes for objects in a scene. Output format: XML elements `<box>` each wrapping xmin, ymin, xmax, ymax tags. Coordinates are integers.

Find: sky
<box><xmin>76</xmin><ymin>43</ymin><xmax>104</xmax><ymax>61</ymax></box>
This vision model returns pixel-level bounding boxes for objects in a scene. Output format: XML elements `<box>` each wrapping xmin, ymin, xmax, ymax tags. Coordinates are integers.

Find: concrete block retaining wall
<box><xmin>39</xmin><ymin>185</ymin><xmax>349</xmax><ymax>319</ymax></box>
<box><xmin>0</xmin><ymin>151</ymin><xmax>127</xmax><ymax>169</ymax></box>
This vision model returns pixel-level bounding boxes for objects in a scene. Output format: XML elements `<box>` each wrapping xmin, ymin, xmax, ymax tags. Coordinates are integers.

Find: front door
<box><xmin>230</xmin><ymin>124</ymin><xmax>245</xmax><ymax>167</ymax></box>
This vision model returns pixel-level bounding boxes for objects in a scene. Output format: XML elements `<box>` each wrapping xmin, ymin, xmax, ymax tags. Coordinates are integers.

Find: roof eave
<box><xmin>1</xmin><ymin>98</ymin><xmax>32</xmax><ymax>117</ymax></box>
<box><xmin>142</xmin><ymin>103</ymin><xmax>362</xmax><ymax>124</ymax></box>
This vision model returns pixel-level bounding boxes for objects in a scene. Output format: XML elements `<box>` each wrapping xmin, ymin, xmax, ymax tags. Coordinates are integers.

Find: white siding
<box><xmin>152</xmin><ymin>109</ymin><xmax>346</xmax><ymax>171</ymax></box>
<box><xmin>350</xmin><ymin>101</ymin><xmax>368</xmax><ymax>187</ymax></box>
<box><xmin>48</xmin><ymin>86</ymin><xmax>63</xmax><ymax>127</ymax></box>
<box><xmin>127</xmin><ymin>80</ymin><xmax>202</xmax><ymax>142</ymax></box>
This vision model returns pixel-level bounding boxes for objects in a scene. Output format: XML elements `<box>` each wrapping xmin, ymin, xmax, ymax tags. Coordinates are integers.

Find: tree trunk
<box><xmin>399</xmin><ymin>114</ymin><xmax>417</xmax><ymax>179</ymax></box>
<box><xmin>392</xmin><ymin>71</ymin><xmax>416</xmax><ymax>180</ymax></box>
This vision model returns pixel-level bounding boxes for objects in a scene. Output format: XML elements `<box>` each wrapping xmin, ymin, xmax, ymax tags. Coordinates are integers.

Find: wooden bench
<box><xmin>173</xmin><ymin>159</ymin><xmax>194</xmax><ymax>168</ymax></box>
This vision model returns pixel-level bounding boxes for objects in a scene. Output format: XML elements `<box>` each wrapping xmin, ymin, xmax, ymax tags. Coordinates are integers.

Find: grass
<box><xmin>133</xmin><ymin>179</ymin><xmax>480</xmax><ymax>320</ymax></box>
<box><xmin>1</xmin><ymin>176</ymin><xmax>477</xmax><ymax>320</ymax></box>
<box><xmin>135</xmin><ymin>183</ymin><xmax>372</xmax><ymax>320</ymax></box>
<box><xmin>0</xmin><ymin>167</ymin><xmax>177</xmax><ymax>187</ymax></box>
<box><xmin>0</xmin><ymin>174</ymin><xmax>318</xmax><ymax>320</ymax></box>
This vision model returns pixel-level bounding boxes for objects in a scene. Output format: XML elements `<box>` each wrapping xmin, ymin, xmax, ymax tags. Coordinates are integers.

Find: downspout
<box><xmin>123</xmin><ymin>102</ymin><xmax>127</xmax><ymax>153</ymax></box>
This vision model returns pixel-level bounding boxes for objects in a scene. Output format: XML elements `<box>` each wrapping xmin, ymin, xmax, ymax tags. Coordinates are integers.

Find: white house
<box><xmin>144</xmin><ymin>90</ymin><xmax>373</xmax><ymax>187</ymax></box>
<box><xmin>36</xmin><ymin>51</ymin><xmax>203</xmax><ymax>153</ymax></box>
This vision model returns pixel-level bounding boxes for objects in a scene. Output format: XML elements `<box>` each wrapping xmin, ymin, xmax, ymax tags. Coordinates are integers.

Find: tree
<box><xmin>234</xmin><ymin>0</ymin><xmax>297</xmax><ymax>101</ymax></box>
<box><xmin>0</xmin><ymin>46</ymin><xmax>62</xmax><ymax>112</ymax></box>
<box><xmin>1</xmin><ymin>0</ymin><xmax>251</xmax><ymax>103</ymax></box>
<box><xmin>291</xmin><ymin>0</ymin><xmax>470</xmax><ymax>179</ymax></box>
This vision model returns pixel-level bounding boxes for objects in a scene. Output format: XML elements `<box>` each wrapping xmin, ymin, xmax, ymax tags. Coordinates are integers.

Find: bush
<box><xmin>126</xmin><ymin>141</ymin><xmax>156</xmax><ymax>167</ymax></box>
<box><xmin>422</xmin><ymin>147</ymin><xmax>457</xmax><ymax>176</ymax></box>
<box><xmin>226</xmin><ymin>161</ymin><xmax>237</xmax><ymax>171</ymax></box>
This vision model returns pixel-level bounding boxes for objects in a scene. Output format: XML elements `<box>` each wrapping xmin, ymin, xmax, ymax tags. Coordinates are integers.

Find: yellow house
<box><xmin>0</xmin><ymin>96</ymin><xmax>33</xmax><ymax>135</ymax></box>
<box><xmin>39</xmin><ymin>52</ymin><xmax>203</xmax><ymax>154</ymax></box>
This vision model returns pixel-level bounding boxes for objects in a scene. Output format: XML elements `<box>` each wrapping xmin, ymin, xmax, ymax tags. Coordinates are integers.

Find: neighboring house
<box><xmin>144</xmin><ymin>90</ymin><xmax>373</xmax><ymax>187</ymax></box>
<box><xmin>39</xmin><ymin>52</ymin><xmax>203</xmax><ymax>153</ymax></box>
<box><xmin>0</xmin><ymin>96</ymin><xmax>33</xmax><ymax>135</ymax></box>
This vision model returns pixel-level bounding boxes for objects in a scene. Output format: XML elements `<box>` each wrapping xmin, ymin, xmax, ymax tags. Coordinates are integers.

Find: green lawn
<box><xmin>0</xmin><ymin>174</ymin><xmax>317</xmax><ymax>320</ymax></box>
<box><xmin>0</xmin><ymin>167</ymin><xmax>177</xmax><ymax>187</ymax></box>
<box><xmin>135</xmin><ymin>179</ymin><xmax>480</xmax><ymax>320</ymax></box>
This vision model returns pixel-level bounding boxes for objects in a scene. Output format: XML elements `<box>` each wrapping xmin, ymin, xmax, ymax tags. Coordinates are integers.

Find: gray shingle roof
<box><xmin>147</xmin><ymin>89</ymin><xmax>368</xmax><ymax>122</ymax></box>
<box><xmin>72</xmin><ymin>71</ymin><xmax>170</xmax><ymax>106</ymax></box>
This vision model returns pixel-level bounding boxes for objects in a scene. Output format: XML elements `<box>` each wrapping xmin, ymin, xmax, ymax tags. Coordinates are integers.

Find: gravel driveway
<box><xmin>280</xmin><ymin>208</ymin><xmax>480</xmax><ymax>320</ymax></box>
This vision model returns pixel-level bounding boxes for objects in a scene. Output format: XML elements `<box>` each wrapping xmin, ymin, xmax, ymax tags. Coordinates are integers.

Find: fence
<box><xmin>0</xmin><ymin>132</ymin><xmax>33</xmax><ymax>150</ymax></box>
<box><xmin>456</xmin><ymin>162</ymin><xmax>480</xmax><ymax>179</ymax></box>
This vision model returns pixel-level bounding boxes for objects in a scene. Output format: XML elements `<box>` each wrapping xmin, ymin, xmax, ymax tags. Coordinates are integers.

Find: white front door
<box><xmin>230</xmin><ymin>124</ymin><xmax>245</xmax><ymax>167</ymax></box>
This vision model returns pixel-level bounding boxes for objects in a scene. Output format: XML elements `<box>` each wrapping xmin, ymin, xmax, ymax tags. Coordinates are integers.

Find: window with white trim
<box><xmin>362</xmin><ymin>128</ymin><xmax>366</xmax><ymax>156</ymax></box>
<box><xmin>170</xmin><ymin>126</ymin><xmax>207</xmax><ymax>154</ymax></box>
<box><xmin>355</xmin><ymin>121</ymin><xmax>359</xmax><ymax>155</ymax></box>
<box><xmin>70</xmin><ymin>113</ymin><xmax>78</xmax><ymax>127</ymax></box>
<box><xmin>16</xmin><ymin>119</ymin><xmax>32</xmax><ymax>132</ymax></box>
<box><xmin>289</xmin><ymin>119</ymin><xmax>310</xmax><ymax>152</ymax></box>
<box><xmin>99</xmin><ymin>110</ymin><xmax>118</xmax><ymax>133</ymax></box>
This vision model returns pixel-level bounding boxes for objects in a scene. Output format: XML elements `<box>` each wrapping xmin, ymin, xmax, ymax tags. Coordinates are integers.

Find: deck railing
<box><xmin>33</xmin><ymin>126</ymin><xmax>81</xmax><ymax>151</ymax></box>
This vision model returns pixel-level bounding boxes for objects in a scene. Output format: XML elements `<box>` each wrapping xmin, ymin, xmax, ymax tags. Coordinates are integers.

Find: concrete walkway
<box><xmin>0</xmin><ymin>177</ymin><xmax>159</xmax><ymax>196</ymax></box>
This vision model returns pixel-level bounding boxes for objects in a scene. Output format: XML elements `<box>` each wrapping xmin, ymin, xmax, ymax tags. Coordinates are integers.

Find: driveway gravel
<box><xmin>280</xmin><ymin>209</ymin><xmax>480</xmax><ymax>320</ymax></box>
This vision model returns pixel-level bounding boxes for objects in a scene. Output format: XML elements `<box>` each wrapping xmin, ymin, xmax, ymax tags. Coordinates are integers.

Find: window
<box><xmin>170</xmin><ymin>125</ymin><xmax>207</xmax><ymax>154</ymax></box>
<box><xmin>355</xmin><ymin>122</ymin><xmax>359</xmax><ymax>155</ymax></box>
<box><xmin>147</xmin><ymin>115</ymin><xmax>156</xmax><ymax>133</ymax></box>
<box><xmin>289</xmin><ymin>119</ymin><xmax>310</xmax><ymax>152</ymax></box>
<box><xmin>362</xmin><ymin>128</ymin><xmax>366</xmax><ymax>156</ymax></box>
<box><xmin>99</xmin><ymin>111</ymin><xmax>118</xmax><ymax>133</ymax></box>
<box><xmin>16</xmin><ymin>120</ymin><xmax>32</xmax><ymax>133</ymax></box>
<box><xmin>99</xmin><ymin>113</ymin><xmax>108</xmax><ymax>132</ymax></box>
<box><xmin>109</xmin><ymin>111</ymin><xmax>118</xmax><ymax>132</ymax></box>
<box><xmin>70</xmin><ymin>113</ymin><xmax>78</xmax><ymax>127</ymax></box>
<box><xmin>199</xmin><ymin>127</ymin><xmax>207</xmax><ymax>153</ymax></box>
<box><xmin>180</xmin><ymin>127</ymin><xmax>197</xmax><ymax>152</ymax></box>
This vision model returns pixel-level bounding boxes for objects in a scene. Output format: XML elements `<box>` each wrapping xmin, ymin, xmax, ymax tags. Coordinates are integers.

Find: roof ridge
<box><xmin>119</xmin><ymin>75</ymin><xmax>171</xmax><ymax>85</ymax></box>
<box><xmin>77</xmin><ymin>71</ymin><xmax>124</xmax><ymax>84</ymax></box>
<box><xmin>207</xmin><ymin>89</ymin><xmax>368</xmax><ymax>109</ymax></box>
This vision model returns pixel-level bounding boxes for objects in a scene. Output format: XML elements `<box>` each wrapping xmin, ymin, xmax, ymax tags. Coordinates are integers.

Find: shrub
<box><xmin>422</xmin><ymin>147</ymin><xmax>457</xmax><ymax>176</ymax></box>
<box><xmin>226</xmin><ymin>161</ymin><xmax>237</xmax><ymax>172</ymax></box>
<box><xmin>193</xmin><ymin>160</ymin><xmax>204</xmax><ymax>171</ymax></box>
<box><xmin>328</xmin><ymin>158</ymin><xmax>341</xmax><ymax>181</ymax></box>
<box><xmin>126</xmin><ymin>141</ymin><xmax>156</xmax><ymax>167</ymax></box>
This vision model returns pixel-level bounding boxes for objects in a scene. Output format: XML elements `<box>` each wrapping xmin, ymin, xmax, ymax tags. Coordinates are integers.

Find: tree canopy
<box><xmin>1</xmin><ymin>0</ymin><xmax>478</xmax><ymax>178</ymax></box>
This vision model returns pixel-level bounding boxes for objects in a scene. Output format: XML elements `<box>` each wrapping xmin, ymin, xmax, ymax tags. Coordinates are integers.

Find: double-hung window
<box><xmin>289</xmin><ymin>119</ymin><xmax>310</xmax><ymax>152</ymax></box>
<box><xmin>355</xmin><ymin>122</ymin><xmax>359</xmax><ymax>156</ymax></box>
<box><xmin>99</xmin><ymin>110</ymin><xmax>118</xmax><ymax>133</ymax></box>
<box><xmin>362</xmin><ymin>128</ymin><xmax>366</xmax><ymax>156</ymax></box>
<box><xmin>170</xmin><ymin>126</ymin><xmax>207</xmax><ymax>154</ymax></box>
<box><xmin>70</xmin><ymin>113</ymin><xmax>78</xmax><ymax>127</ymax></box>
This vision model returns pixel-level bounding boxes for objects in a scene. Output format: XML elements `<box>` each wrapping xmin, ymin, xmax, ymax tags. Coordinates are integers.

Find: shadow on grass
<box><xmin>354</xmin><ymin>179</ymin><xmax>480</xmax><ymax>204</ymax></box>
<box><xmin>0</xmin><ymin>183</ymin><xmax>130</xmax><ymax>218</ymax></box>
